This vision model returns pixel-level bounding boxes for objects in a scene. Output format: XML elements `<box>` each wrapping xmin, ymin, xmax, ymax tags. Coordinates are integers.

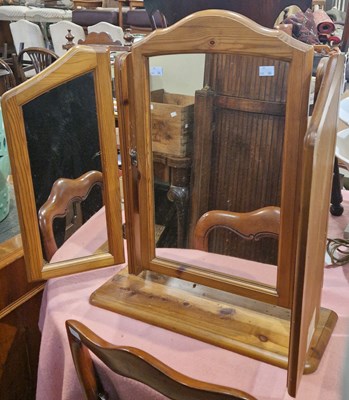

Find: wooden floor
<box><xmin>0</xmin><ymin>183</ymin><xmax>19</xmax><ymax>244</ymax></box>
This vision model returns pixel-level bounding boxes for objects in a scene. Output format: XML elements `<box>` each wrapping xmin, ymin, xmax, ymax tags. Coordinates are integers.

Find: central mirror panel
<box><xmin>150</xmin><ymin>53</ymin><xmax>288</xmax><ymax>288</ymax></box>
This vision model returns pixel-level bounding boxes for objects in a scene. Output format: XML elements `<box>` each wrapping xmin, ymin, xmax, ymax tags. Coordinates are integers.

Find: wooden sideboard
<box><xmin>0</xmin><ymin>235</ymin><xmax>44</xmax><ymax>400</ymax></box>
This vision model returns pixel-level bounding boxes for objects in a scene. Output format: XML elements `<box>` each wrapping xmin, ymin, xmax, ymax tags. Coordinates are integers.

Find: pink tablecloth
<box><xmin>36</xmin><ymin>194</ymin><xmax>349</xmax><ymax>400</ymax></box>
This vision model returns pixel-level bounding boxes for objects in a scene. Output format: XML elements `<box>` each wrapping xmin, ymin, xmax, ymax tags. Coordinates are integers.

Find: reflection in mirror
<box><xmin>22</xmin><ymin>72</ymin><xmax>105</xmax><ymax>262</ymax></box>
<box><xmin>150</xmin><ymin>53</ymin><xmax>289</xmax><ymax>288</ymax></box>
<box><xmin>150</xmin><ymin>53</ymin><xmax>202</xmax><ymax>249</ymax></box>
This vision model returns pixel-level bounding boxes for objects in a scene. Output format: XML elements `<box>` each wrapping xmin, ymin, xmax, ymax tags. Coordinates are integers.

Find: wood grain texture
<box><xmin>151</xmin><ymin>90</ymin><xmax>194</xmax><ymax>157</ymax></box>
<box><xmin>91</xmin><ymin>269</ymin><xmax>336</xmax><ymax>375</ymax></box>
<box><xmin>0</xmin><ymin>289</ymin><xmax>42</xmax><ymax>400</ymax></box>
<box><xmin>288</xmin><ymin>53</ymin><xmax>345</xmax><ymax>397</ymax></box>
<box><xmin>0</xmin><ymin>243</ymin><xmax>43</xmax><ymax>400</ymax></box>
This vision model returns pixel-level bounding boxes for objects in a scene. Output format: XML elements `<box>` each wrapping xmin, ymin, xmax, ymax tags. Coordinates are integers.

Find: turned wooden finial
<box><xmin>62</xmin><ymin>29</ymin><xmax>75</xmax><ymax>51</ymax></box>
<box><xmin>123</xmin><ymin>28</ymin><xmax>135</xmax><ymax>45</ymax></box>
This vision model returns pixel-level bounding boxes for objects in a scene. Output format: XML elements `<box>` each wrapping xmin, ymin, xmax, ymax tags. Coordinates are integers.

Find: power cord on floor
<box><xmin>327</xmin><ymin>238</ymin><xmax>349</xmax><ymax>266</ymax></box>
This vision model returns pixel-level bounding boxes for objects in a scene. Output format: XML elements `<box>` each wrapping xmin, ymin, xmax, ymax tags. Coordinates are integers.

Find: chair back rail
<box><xmin>66</xmin><ymin>319</ymin><xmax>257</xmax><ymax>400</ymax></box>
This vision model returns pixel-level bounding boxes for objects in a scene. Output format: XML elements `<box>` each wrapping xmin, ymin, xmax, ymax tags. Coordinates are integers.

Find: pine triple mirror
<box><xmin>2</xmin><ymin>10</ymin><xmax>344</xmax><ymax>397</ymax></box>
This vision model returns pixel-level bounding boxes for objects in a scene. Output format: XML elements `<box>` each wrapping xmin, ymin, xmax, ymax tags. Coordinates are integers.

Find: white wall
<box><xmin>149</xmin><ymin>54</ymin><xmax>205</xmax><ymax>95</ymax></box>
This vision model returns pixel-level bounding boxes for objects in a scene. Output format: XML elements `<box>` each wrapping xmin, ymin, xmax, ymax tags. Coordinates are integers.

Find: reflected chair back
<box><xmin>193</xmin><ymin>208</ymin><xmax>280</xmax><ymax>251</ymax></box>
<box><xmin>38</xmin><ymin>170</ymin><xmax>103</xmax><ymax>261</ymax></box>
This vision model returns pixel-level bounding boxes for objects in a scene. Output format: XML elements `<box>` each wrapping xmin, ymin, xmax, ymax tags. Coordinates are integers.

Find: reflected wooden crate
<box><xmin>150</xmin><ymin>89</ymin><xmax>194</xmax><ymax>157</ymax></box>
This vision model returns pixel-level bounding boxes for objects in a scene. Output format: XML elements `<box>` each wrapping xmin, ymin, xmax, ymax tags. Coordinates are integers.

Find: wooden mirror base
<box><xmin>90</xmin><ymin>268</ymin><xmax>337</xmax><ymax>373</ymax></box>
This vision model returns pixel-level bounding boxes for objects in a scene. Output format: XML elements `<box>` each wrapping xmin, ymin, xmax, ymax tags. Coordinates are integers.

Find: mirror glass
<box><xmin>22</xmin><ymin>72</ymin><xmax>106</xmax><ymax>261</ymax></box>
<box><xmin>150</xmin><ymin>53</ymin><xmax>288</xmax><ymax>288</ymax></box>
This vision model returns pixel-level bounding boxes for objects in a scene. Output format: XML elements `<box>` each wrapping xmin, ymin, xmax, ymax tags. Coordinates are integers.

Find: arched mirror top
<box><xmin>115</xmin><ymin>10</ymin><xmax>314</xmax><ymax>307</ymax></box>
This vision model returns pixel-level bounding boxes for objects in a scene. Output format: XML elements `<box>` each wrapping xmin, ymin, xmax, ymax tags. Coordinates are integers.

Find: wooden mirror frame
<box><xmin>115</xmin><ymin>11</ymin><xmax>314</xmax><ymax>308</ymax></box>
<box><xmin>90</xmin><ymin>11</ymin><xmax>342</xmax><ymax>396</ymax></box>
<box><xmin>1</xmin><ymin>46</ymin><xmax>124</xmax><ymax>281</ymax></box>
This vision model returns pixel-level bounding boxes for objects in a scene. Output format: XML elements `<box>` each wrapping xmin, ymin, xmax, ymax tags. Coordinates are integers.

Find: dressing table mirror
<box><xmin>1</xmin><ymin>46</ymin><xmax>124</xmax><ymax>281</ymax></box>
<box><xmin>1</xmin><ymin>11</ymin><xmax>344</xmax><ymax>398</ymax></box>
<box><xmin>91</xmin><ymin>11</ymin><xmax>343</xmax><ymax>397</ymax></box>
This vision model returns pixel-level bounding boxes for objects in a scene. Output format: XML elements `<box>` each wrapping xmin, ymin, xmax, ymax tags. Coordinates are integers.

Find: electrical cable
<box><xmin>327</xmin><ymin>237</ymin><xmax>349</xmax><ymax>266</ymax></box>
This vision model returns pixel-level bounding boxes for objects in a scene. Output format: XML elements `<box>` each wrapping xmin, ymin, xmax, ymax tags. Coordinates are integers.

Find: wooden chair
<box><xmin>78</xmin><ymin>31</ymin><xmax>131</xmax><ymax>51</ymax></box>
<box><xmin>143</xmin><ymin>0</ymin><xmax>312</xmax><ymax>29</ymax></box>
<box><xmin>193</xmin><ymin>207</ymin><xmax>280</xmax><ymax>251</ymax></box>
<box><xmin>0</xmin><ymin>58</ymin><xmax>16</xmax><ymax>96</ymax></box>
<box><xmin>49</xmin><ymin>21</ymin><xmax>86</xmax><ymax>57</ymax></box>
<box><xmin>66</xmin><ymin>319</ymin><xmax>257</xmax><ymax>400</ymax></box>
<box><xmin>14</xmin><ymin>47</ymin><xmax>59</xmax><ymax>83</ymax></box>
<box><xmin>38</xmin><ymin>170</ymin><xmax>103</xmax><ymax>261</ymax></box>
<box><xmin>87</xmin><ymin>22</ymin><xmax>125</xmax><ymax>44</ymax></box>
<box><xmin>9</xmin><ymin>20</ymin><xmax>46</xmax><ymax>55</ymax></box>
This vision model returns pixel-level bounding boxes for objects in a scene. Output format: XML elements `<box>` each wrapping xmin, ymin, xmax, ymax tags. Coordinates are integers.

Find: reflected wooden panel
<box><xmin>188</xmin><ymin>54</ymin><xmax>288</xmax><ymax>265</ymax></box>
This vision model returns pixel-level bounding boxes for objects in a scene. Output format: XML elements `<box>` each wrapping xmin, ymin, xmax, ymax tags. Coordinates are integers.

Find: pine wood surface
<box><xmin>288</xmin><ymin>53</ymin><xmax>345</xmax><ymax>397</ymax></box>
<box><xmin>150</xmin><ymin>90</ymin><xmax>194</xmax><ymax>157</ymax></box>
<box><xmin>90</xmin><ymin>268</ymin><xmax>336</xmax><ymax>373</ymax></box>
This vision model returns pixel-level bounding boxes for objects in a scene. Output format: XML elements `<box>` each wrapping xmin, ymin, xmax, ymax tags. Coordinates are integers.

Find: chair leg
<box><xmin>11</xmin><ymin>53</ymin><xmax>25</xmax><ymax>84</ymax></box>
<box><xmin>330</xmin><ymin>157</ymin><xmax>344</xmax><ymax>216</ymax></box>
